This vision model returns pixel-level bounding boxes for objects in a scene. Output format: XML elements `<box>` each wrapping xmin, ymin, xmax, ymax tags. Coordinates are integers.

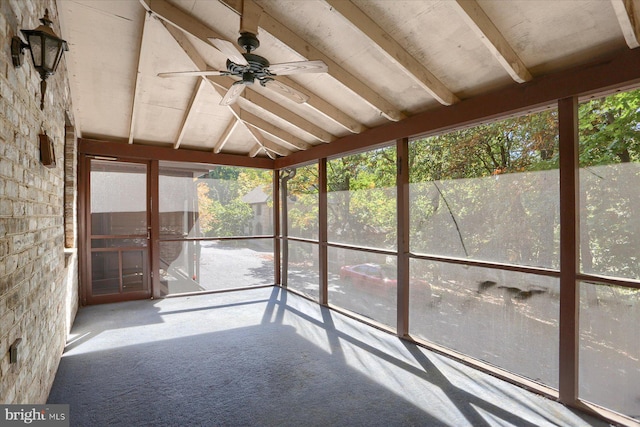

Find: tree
<box><xmin>209</xmin><ymin>199</ymin><xmax>254</xmax><ymax>237</ymax></box>
<box><xmin>196</xmin><ymin>182</ymin><xmax>216</xmax><ymax>235</ymax></box>
<box><xmin>578</xmin><ymin>89</ymin><xmax>640</xmax><ymax>279</ymax></box>
<box><xmin>286</xmin><ymin>164</ymin><xmax>319</xmax><ymax>239</ymax></box>
<box><xmin>195</xmin><ymin>166</ymin><xmax>272</xmax><ymax>237</ymax></box>
<box><xmin>409</xmin><ymin>108</ymin><xmax>560</xmax><ymax>268</ymax></box>
<box><xmin>327</xmin><ymin>148</ymin><xmax>397</xmax><ymax>250</ymax></box>
<box><xmin>579</xmin><ymin>90</ymin><xmax>640</xmax><ymax>166</ymax></box>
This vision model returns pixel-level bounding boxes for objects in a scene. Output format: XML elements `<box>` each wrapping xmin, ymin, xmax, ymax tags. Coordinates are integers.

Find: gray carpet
<box><xmin>48</xmin><ymin>287</ymin><xmax>607</xmax><ymax>426</ymax></box>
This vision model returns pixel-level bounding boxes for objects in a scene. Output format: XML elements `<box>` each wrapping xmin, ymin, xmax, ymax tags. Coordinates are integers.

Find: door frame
<box><xmin>79</xmin><ymin>154</ymin><xmax>154</xmax><ymax>305</ymax></box>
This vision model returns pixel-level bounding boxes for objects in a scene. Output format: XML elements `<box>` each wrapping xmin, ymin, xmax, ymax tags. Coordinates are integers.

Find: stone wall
<box><xmin>0</xmin><ymin>0</ymin><xmax>78</xmax><ymax>404</ymax></box>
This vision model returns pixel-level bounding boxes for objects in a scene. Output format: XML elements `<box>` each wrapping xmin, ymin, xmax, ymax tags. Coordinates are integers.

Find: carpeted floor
<box><xmin>48</xmin><ymin>287</ymin><xmax>607</xmax><ymax>426</ymax></box>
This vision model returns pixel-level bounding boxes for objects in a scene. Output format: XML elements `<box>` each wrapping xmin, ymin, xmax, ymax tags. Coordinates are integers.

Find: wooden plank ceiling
<box><xmin>57</xmin><ymin>0</ymin><xmax>640</xmax><ymax>160</ymax></box>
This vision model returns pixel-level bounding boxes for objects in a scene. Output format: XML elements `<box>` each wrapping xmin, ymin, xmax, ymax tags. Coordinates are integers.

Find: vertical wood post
<box><xmin>78</xmin><ymin>154</ymin><xmax>89</xmax><ymax>305</ymax></box>
<box><xmin>319</xmin><ymin>158</ymin><xmax>329</xmax><ymax>305</ymax></box>
<box><xmin>149</xmin><ymin>160</ymin><xmax>161</xmax><ymax>299</ymax></box>
<box><xmin>273</xmin><ymin>170</ymin><xmax>281</xmax><ymax>286</ymax></box>
<box><xmin>397</xmin><ymin>138</ymin><xmax>410</xmax><ymax>337</ymax></box>
<box><xmin>558</xmin><ymin>96</ymin><xmax>580</xmax><ymax>404</ymax></box>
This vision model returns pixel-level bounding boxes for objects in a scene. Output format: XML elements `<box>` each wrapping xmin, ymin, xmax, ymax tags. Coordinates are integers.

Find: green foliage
<box><xmin>196</xmin><ymin>182</ymin><xmax>216</xmax><ymax>234</ymax></box>
<box><xmin>327</xmin><ymin>147</ymin><xmax>397</xmax><ymax>249</ymax></box>
<box><xmin>579</xmin><ymin>89</ymin><xmax>640</xmax><ymax>166</ymax></box>
<box><xmin>196</xmin><ymin>166</ymin><xmax>272</xmax><ymax>237</ymax></box>
<box><xmin>286</xmin><ymin>164</ymin><xmax>319</xmax><ymax>195</ymax></box>
<box><xmin>286</xmin><ymin>164</ymin><xmax>319</xmax><ymax>239</ymax></box>
<box><xmin>238</xmin><ymin>168</ymin><xmax>273</xmax><ymax>197</ymax></box>
<box><xmin>208</xmin><ymin>199</ymin><xmax>254</xmax><ymax>237</ymax></box>
<box><xmin>410</xmin><ymin>109</ymin><xmax>559</xmax><ymax>182</ymax></box>
<box><xmin>407</xmin><ymin>108</ymin><xmax>562</xmax><ymax>266</ymax></box>
<box><xmin>406</xmin><ymin>89</ymin><xmax>640</xmax><ymax>276</ymax></box>
<box><xmin>576</xmin><ymin>89</ymin><xmax>640</xmax><ymax>278</ymax></box>
<box><xmin>200</xmin><ymin>166</ymin><xmax>241</xmax><ymax>180</ymax></box>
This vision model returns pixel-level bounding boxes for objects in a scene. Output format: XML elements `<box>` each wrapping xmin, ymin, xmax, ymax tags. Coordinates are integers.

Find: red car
<box><xmin>340</xmin><ymin>263</ymin><xmax>397</xmax><ymax>292</ymax></box>
<box><xmin>339</xmin><ymin>263</ymin><xmax>432</xmax><ymax>299</ymax></box>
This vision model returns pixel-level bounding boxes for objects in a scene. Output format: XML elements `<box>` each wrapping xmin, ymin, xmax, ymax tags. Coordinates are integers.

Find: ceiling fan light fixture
<box><xmin>242</xmin><ymin>72</ymin><xmax>255</xmax><ymax>85</ymax></box>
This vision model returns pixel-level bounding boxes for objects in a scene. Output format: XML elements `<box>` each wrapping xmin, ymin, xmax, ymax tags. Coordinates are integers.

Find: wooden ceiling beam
<box><xmin>452</xmin><ymin>0</ymin><xmax>532</xmax><ymax>83</ymax></box>
<box><xmin>271</xmin><ymin>77</ymin><xmax>366</xmax><ymax>134</ymax></box>
<box><xmin>325</xmin><ymin>0</ymin><xmax>459</xmax><ymax>106</ymax></box>
<box><xmin>221</xmin><ymin>0</ymin><xmax>406</xmax><ymax>122</ymax></box>
<box><xmin>174</xmin><ymin>78</ymin><xmax>206</xmax><ymax>149</ymax></box>
<box><xmin>215</xmin><ymin>91</ymin><xmax>310</xmax><ymax>152</ymax></box>
<box><xmin>159</xmin><ymin>20</ymin><xmax>209</xmax><ymax>71</ymax></box>
<box><xmin>213</xmin><ymin>118</ymin><xmax>239</xmax><ymax>153</ymax></box>
<box><xmin>143</xmin><ymin>0</ymin><xmax>364</xmax><ymax>135</ymax></box>
<box><xmin>128</xmin><ymin>11</ymin><xmax>153</xmax><ymax>144</ymax></box>
<box><xmin>239</xmin><ymin>109</ymin><xmax>312</xmax><ymax>151</ymax></box>
<box><xmin>240</xmin><ymin>0</ymin><xmax>262</xmax><ymax>35</ymax></box>
<box><xmin>79</xmin><ymin>138</ymin><xmax>274</xmax><ymax>169</ymax></box>
<box><xmin>248</xmin><ymin>143</ymin><xmax>264</xmax><ymax>158</ymax></box>
<box><xmin>245</xmin><ymin>125</ymin><xmax>292</xmax><ymax>157</ymax></box>
<box><xmin>207</xmin><ymin>75</ymin><xmax>336</xmax><ymax>143</ymax></box>
<box><xmin>610</xmin><ymin>0</ymin><xmax>640</xmax><ymax>49</ymax></box>
<box><xmin>141</xmin><ymin>0</ymin><xmax>227</xmax><ymax>46</ymax></box>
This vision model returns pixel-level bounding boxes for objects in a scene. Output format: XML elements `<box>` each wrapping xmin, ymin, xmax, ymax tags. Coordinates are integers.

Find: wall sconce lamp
<box><xmin>11</xmin><ymin>9</ymin><xmax>68</xmax><ymax>110</ymax></box>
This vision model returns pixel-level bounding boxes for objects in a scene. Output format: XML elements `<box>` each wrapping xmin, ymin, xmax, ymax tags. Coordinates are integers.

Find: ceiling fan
<box><xmin>158</xmin><ymin>31</ymin><xmax>328</xmax><ymax>106</ymax></box>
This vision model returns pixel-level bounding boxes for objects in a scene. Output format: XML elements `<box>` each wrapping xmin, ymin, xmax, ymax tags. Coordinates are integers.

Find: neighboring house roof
<box><xmin>242</xmin><ymin>187</ymin><xmax>271</xmax><ymax>204</ymax></box>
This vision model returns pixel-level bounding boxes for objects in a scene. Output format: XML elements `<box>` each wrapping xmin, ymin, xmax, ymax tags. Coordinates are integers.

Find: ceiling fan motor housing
<box><xmin>227</xmin><ymin>52</ymin><xmax>271</xmax><ymax>84</ymax></box>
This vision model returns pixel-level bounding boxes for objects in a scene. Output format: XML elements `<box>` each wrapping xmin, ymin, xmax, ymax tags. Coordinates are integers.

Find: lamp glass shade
<box><xmin>44</xmin><ymin>36</ymin><xmax>64</xmax><ymax>71</ymax></box>
<box><xmin>25</xmin><ymin>31</ymin><xmax>43</xmax><ymax>68</ymax></box>
<box><xmin>21</xmin><ymin>25</ymin><xmax>67</xmax><ymax>78</ymax></box>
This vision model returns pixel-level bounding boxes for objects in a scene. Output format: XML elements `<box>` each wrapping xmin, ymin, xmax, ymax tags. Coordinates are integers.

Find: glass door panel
<box><xmin>88</xmin><ymin>160</ymin><xmax>150</xmax><ymax>302</ymax></box>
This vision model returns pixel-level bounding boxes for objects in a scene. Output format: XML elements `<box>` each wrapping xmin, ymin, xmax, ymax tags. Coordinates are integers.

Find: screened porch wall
<box><xmin>279</xmin><ymin>89</ymin><xmax>640</xmax><ymax>423</ymax></box>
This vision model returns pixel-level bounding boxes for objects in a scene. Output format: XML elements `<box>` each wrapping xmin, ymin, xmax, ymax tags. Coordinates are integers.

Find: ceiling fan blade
<box><xmin>265</xmin><ymin>80</ymin><xmax>310</xmax><ymax>104</ymax></box>
<box><xmin>220</xmin><ymin>83</ymin><xmax>246</xmax><ymax>106</ymax></box>
<box><xmin>208</xmin><ymin>38</ymin><xmax>249</xmax><ymax>66</ymax></box>
<box><xmin>158</xmin><ymin>70</ymin><xmax>225</xmax><ymax>78</ymax></box>
<box><xmin>267</xmin><ymin>60</ymin><xmax>328</xmax><ymax>76</ymax></box>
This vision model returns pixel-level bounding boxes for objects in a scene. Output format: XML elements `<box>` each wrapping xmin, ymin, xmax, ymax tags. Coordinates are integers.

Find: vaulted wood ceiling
<box><xmin>58</xmin><ymin>0</ymin><xmax>640</xmax><ymax>160</ymax></box>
